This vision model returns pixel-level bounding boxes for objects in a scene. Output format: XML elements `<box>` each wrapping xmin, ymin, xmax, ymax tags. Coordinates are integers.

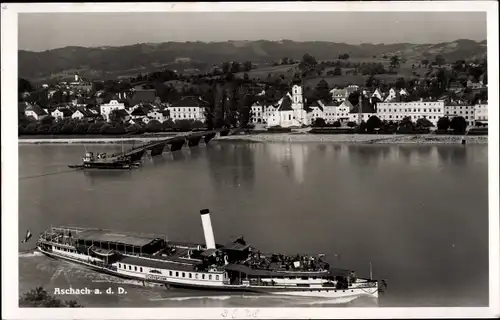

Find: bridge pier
<box><xmin>204</xmin><ymin>133</ymin><xmax>217</xmax><ymax>144</ymax></box>
<box><xmin>169</xmin><ymin>140</ymin><xmax>185</xmax><ymax>152</ymax></box>
<box><xmin>128</xmin><ymin>150</ymin><xmax>145</xmax><ymax>162</ymax></box>
<box><xmin>150</xmin><ymin>143</ymin><xmax>166</xmax><ymax>157</ymax></box>
<box><xmin>187</xmin><ymin>136</ymin><xmax>201</xmax><ymax>148</ymax></box>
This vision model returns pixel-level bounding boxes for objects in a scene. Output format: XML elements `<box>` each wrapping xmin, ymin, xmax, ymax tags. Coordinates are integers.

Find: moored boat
<box><xmin>68</xmin><ymin>151</ymin><xmax>140</xmax><ymax>170</ymax></box>
<box><xmin>36</xmin><ymin>209</ymin><xmax>385</xmax><ymax>301</ymax></box>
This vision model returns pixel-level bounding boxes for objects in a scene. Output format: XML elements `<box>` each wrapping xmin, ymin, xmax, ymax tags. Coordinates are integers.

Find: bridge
<box><xmin>118</xmin><ymin>128</ymin><xmax>232</xmax><ymax>162</ymax></box>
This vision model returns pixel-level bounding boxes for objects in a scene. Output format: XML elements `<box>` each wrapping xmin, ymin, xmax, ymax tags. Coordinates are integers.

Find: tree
<box><xmin>19</xmin><ymin>287</ymin><xmax>82</xmax><ymax>308</ymax></box>
<box><xmin>19</xmin><ymin>78</ymin><xmax>34</xmax><ymax>94</ymax></box>
<box><xmin>299</xmin><ymin>54</ymin><xmax>317</xmax><ymax>72</ymax></box>
<box><xmin>416</xmin><ymin>118</ymin><xmax>434</xmax><ymax>128</ymax></box>
<box><xmin>315</xmin><ymin>79</ymin><xmax>331</xmax><ymax>103</ymax></box>
<box><xmin>243</xmin><ymin>61</ymin><xmax>253</xmax><ymax>72</ymax></box>
<box><xmin>450</xmin><ymin>116</ymin><xmax>467</xmax><ymax>134</ymax></box>
<box><xmin>347</xmin><ymin>121</ymin><xmax>356</xmax><ymax>128</ymax></box>
<box><xmin>395</xmin><ymin>77</ymin><xmax>406</xmax><ymax>90</ymax></box>
<box><xmin>436</xmin><ymin>117</ymin><xmax>451</xmax><ymax>131</ymax></box>
<box><xmin>398</xmin><ymin>116</ymin><xmax>416</xmax><ymax>133</ymax></box>
<box><xmin>421</xmin><ymin>59</ymin><xmax>429</xmax><ymax>66</ymax></box>
<box><xmin>389</xmin><ymin>55</ymin><xmax>401</xmax><ymax>70</ymax></box>
<box><xmin>332</xmin><ymin>121</ymin><xmax>341</xmax><ymax>128</ymax></box>
<box><xmin>366</xmin><ymin>115</ymin><xmax>382</xmax><ymax>133</ymax></box>
<box><xmin>40</xmin><ymin>116</ymin><xmax>55</xmax><ymax>126</ymax></box>
<box><xmin>435</xmin><ymin>54</ymin><xmax>446</xmax><ymax>66</ymax></box>
<box><xmin>221</xmin><ymin>62</ymin><xmax>230</xmax><ymax>74</ymax></box>
<box><xmin>333</xmin><ymin>67</ymin><xmax>342</xmax><ymax>76</ymax></box>
<box><xmin>146</xmin><ymin>120</ymin><xmax>163</xmax><ymax>132</ymax></box>
<box><xmin>312</xmin><ymin>118</ymin><xmax>326</xmax><ymax>127</ymax></box>
<box><xmin>230</xmin><ymin>62</ymin><xmax>241</xmax><ymax>73</ymax></box>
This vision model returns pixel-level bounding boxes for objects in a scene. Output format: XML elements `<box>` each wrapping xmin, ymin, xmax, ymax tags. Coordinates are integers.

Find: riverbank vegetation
<box><xmin>19</xmin><ymin>287</ymin><xmax>83</xmax><ymax>308</ymax></box>
<box><xmin>310</xmin><ymin>115</ymin><xmax>487</xmax><ymax>136</ymax></box>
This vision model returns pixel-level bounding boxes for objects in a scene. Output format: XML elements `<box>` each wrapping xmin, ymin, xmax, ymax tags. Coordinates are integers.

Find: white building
<box><xmin>330</xmin><ymin>85</ymin><xmax>359</xmax><ymax>102</ymax></box>
<box><xmin>169</xmin><ymin>97</ymin><xmax>206</xmax><ymax>122</ymax></box>
<box><xmin>376</xmin><ymin>100</ymin><xmax>445</xmax><ymax>126</ymax></box>
<box><xmin>267</xmin><ymin>85</ymin><xmax>309</xmax><ymax>128</ymax></box>
<box><xmin>25</xmin><ymin>105</ymin><xmax>48</xmax><ymax>120</ymax></box>
<box><xmin>444</xmin><ymin>102</ymin><xmax>475</xmax><ymax>126</ymax></box>
<box><xmin>100</xmin><ymin>100</ymin><xmax>126</xmax><ymax>122</ymax></box>
<box><xmin>474</xmin><ymin>103</ymin><xmax>488</xmax><ymax>125</ymax></box>
<box><xmin>148</xmin><ymin>110</ymin><xmax>170</xmax><ymax>123</ymax></box>
<box><xmin>51</xmin><ymin>108</ymin><xmax>72</xmax><ymax>119</ymax></box>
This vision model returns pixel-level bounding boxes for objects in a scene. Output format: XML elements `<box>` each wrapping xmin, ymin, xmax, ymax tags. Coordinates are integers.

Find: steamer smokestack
<box><xmin>200</xmin><ymin>209</ymin><xmax>216</xmax><ymax>249</ymax></box>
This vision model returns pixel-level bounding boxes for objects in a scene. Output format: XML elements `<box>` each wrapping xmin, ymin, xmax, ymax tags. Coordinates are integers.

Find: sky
<box><xmin>18</xmin><ymin>11</ymin><xmax>487</xmax><ymax>52</ymax></box>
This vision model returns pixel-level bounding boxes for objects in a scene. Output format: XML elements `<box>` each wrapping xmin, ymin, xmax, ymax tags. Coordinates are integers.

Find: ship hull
<box><xmin>37</xmin><ymin>247</ymin><xmax>379</xmax><ymax>300</ymax></box>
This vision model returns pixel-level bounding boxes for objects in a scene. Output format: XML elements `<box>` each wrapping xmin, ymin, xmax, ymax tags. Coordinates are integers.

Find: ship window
<box><xmin>140</xmin><ymin>267</ymin><xmax>143</xmax><ymax>272</ymax></box>
<box><xmin>129</xmin><ymin>266</ymin><xmax>131</xmax><ymax>270</ymax></box>
<box><xmin>301</xmin><ymin>276</ymin><xmax>308</xmax><ymax>280</ymax></box>
<box><xmin>134</xmin><ymin>266</ymin><xmax>137</xmax><ymax>271</ymax></box>
<box><xmin>169</xmin><ymin>271</ymin><xmax>172</xmax><ymax>276</ymax></box>
<box><xmin>209</xmin><ymin>275</ymin><xmax>212</xmax><ymax>280</ymax></box>
<box><xmin>202</xmin><ymin>274</ymin><xmax>205</xmax><ymax>279</ymax></box>
<box><xmin>216</xmin><ymin>275</ymin><xmax>219</xmax><ymax>280</ymax></box>
<box><xmin>189</xmin><ymin>273</ymin><xmax>192</xmax><ymax>278</ymax></box>
<box><xmin>176</xmin><ymin>272</ymin><xmax>179</xmax><ymax>277</ymax></box>
<box><xmin>119</xmin><ymin>264</ymin><xmax>121</xmax><ymax>268</ymax></box>
<box><xmin>312</xmin><ymin>277</ymin><xmax>317</xmax><ymax>280</ymax></box>
<box><xmin>182</xmin><ymin>272</ymin><xmax>185</xmax><ymax>278</ymax></box>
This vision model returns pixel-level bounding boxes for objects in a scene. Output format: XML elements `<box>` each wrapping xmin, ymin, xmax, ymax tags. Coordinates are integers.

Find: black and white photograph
<box><xmin>2</xmin><ymin>2</ymin><xmax>499</xmax><ymax>319</ymax></box>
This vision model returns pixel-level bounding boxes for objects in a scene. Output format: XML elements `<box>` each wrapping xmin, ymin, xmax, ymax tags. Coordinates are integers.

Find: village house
<box><xmin>24</xmin><ymin>104</ymin><xmax>48</xmax><ymax>120</ymax></box>
<box><xmin>147</xmin><ymin>110</ymin><xmax>170</xmax><ymax>123</ymax></box>
<box><xmin>376</xmin><ymin>99</ymin><xmax>445</xmax><ymax>126</ymax></box>
<box><xmin>130</xmin><ymin>104</ymin><xmax>154</xmax><ymax>121</ymax></box>
<box><xmin>51</xmin><ymin>108</ymin><xmax>73</xmax><ymax>120</ymax></box>
<box><xmin>330</xmin><ymin>85</ymin><xmax>359</xmax><ymax>102</ymax></box>
<box><xmin>100</xmin><ymin>100</ymin><xmax>126</xmax><ymax>122</ymax></box>
<box><xmin>169</xmin><ymin>96</ymin><xmax>206</xmax><ymax>122</ymax></box>
<box><xmin>71</xmin><ymin>108</ymin><xmax>95</xmax><ymax>120</ymax></box>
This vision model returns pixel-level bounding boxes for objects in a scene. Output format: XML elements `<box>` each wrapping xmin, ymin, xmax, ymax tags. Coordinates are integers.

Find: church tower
<box><xmin>291</xmin><ymin>85</ymin><xmax>303</xmax><ymax>108</ymax></box>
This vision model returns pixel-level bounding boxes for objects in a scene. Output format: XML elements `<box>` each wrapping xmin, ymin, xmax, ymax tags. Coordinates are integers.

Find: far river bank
<box><xmin>17</xmin><ymin>133</ymin><xmax>488</xmax><ymax>145</ymax></box>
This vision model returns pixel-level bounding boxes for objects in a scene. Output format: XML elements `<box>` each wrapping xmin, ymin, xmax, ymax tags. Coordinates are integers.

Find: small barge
<box><xmin>36</xmin><ymin>209</ymin><xmax>385</xmax><ymax>301</ymax></box>
<box><xmin>68</xmin><ymin>151</ymin><xmax>140</xmax><ymax>170</ymax></box>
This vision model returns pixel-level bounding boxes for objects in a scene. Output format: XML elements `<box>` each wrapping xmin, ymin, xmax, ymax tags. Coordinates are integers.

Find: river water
<box><xmin>18</xmin><ymin>141</ymin><xmax>489</xmax><ymax>307</ymax></box>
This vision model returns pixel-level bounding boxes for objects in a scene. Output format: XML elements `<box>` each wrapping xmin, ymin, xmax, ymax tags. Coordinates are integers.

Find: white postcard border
<box><xmin>2</xmin><ymin>1</ymin><xmax>499</xmax><ymax>319</ymax></box>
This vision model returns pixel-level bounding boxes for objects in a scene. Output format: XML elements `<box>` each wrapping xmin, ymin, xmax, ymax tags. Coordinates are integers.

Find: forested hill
<box><xmin>19</xmin><ymin>39</ymin><xmax>487</xmax><ymax>81</ymax></box>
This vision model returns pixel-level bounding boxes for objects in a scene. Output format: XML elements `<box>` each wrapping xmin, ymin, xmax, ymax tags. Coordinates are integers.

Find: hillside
<box><xmin>19</xmin><ymin>39</ymin><xmax>487</xmax><ymax>81</ymax></box>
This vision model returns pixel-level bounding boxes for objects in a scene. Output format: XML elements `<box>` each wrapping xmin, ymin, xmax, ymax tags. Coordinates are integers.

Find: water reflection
<box><xmin>265</xmin><ymin>143</ymin><xmax>308</xmax><ymax>184</ymax></box>
<box><xmin>206</xmin><ymin>142</ymin><xmax>256</xmax><ymax>190</ymax></box>
<box><xmin>171</xmin><ymin>151</ymin><xmax>186</xmax><ymax>161</ymax></box>
<box><xmin>83</xmin><ymin>170</ymin><xmax>133</xmax><ymax>185</ymax></box>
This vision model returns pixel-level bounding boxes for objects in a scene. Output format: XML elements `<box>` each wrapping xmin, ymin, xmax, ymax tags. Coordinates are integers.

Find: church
<box><xmin>266</xmin><ymin>85</ymin><xmax>310</xmax><ymax>128</ymax></box>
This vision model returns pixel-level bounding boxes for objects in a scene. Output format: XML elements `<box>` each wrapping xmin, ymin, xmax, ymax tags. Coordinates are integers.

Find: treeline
<box><xmin>19</xmin><ymin>287</ymin><xmax>82</xmax><ymax>308</ymax></box>
<box><xmin>18</xmin><ymin>117</ymin><xmax>206</xmax><ymax>136</ymax></box>
<box><xmin>311</xmin><ymin>115</ymin><xmax>470</xmax><ymax>135</ymax></box>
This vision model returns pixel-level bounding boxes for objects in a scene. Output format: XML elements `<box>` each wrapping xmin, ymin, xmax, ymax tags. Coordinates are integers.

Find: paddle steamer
<box><xmin>36</xmin><ymin>209</ymin><xmax>384</xmax><ymax>300</ymax></box>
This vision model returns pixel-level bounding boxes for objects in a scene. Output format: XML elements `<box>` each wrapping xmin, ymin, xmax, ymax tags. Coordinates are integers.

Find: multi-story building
<box><xmin>376</xmin><ymin>100</ymin><xmax>445</xmax><ymax>126</ymax></box>
<box><xmin>474</xmin><ymin>102</ymin><xmax>488</xmax><ymax>125</ymax></box>
<box><xmin>169</xmin><ymin>96</ymin><xmax>206</xmax><ymax>122</ymax></box>
<box><xmin>444</xmin><ymin>102</ymin><xmax>475</xmax><ymax>126</ymax></box>
<box><xmin>100</xmin><ymin>100</ymin><xmax>126</xmax><ymax>122</ymax></box>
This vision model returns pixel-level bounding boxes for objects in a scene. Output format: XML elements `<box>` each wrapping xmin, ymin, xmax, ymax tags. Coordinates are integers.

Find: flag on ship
<box><xmin>21</xmin><ymin>229</ymin><xmax>32</xmax><ymax>243</ymax></box>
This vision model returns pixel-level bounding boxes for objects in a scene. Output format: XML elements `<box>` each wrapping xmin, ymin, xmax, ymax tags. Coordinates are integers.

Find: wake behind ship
<box><xmin>36</xmin><ymin>209</ymin><xmax>384</xmax><ymax>300</ymax></box>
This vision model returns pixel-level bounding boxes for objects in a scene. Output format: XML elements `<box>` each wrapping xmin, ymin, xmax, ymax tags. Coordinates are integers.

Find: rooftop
<box><xmin>76</xmin><ymin>229</ymin><xmax>160</xmax><ymax>247</ymax></box>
